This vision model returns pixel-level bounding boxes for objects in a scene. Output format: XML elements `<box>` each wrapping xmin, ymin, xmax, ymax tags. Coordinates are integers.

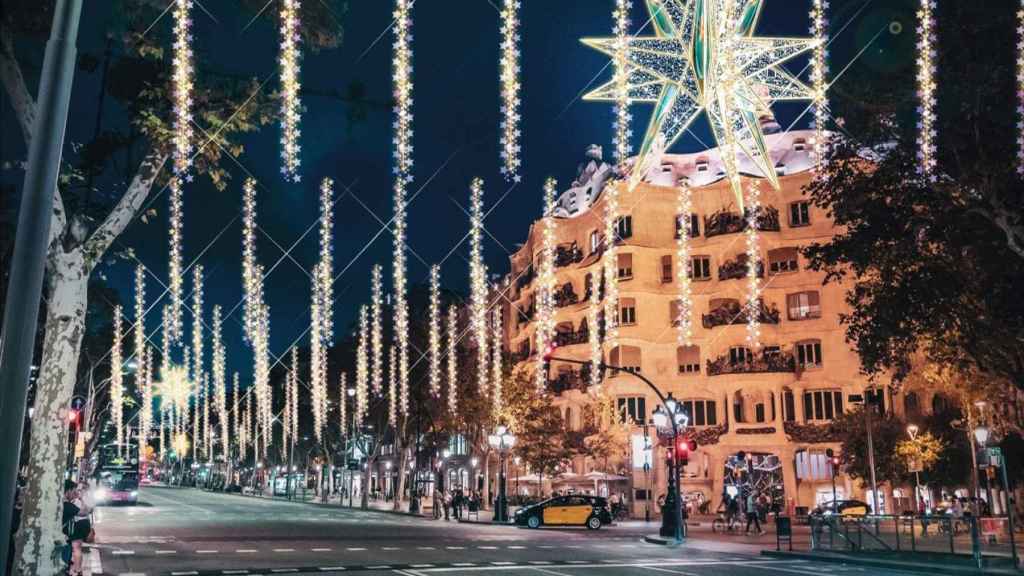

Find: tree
<box><xmin>832</xmin><ymin>407</ymin><xmax>908</xmax><ymax>489</ymax></box>
<box><xmin>803</xmin><ymin>1</ymin><xmax>1024</xmax><ymax>392</ymax></box>
<box><xmin>572</xmin><ymin>392</ymin><xmax>630</xmax><ymax>472</ymax></box>
<box><xmin>895</xmin><ymin>432</ymin><xmax>943</xmax><ymax>475</ymax></box>
<box><xmin>505</xmin><ymin>372</ymin><xmax>573</xmax><ymax>489</ymax></box>
<box><xmin>0</xmin><ymin>2</ymin><xmax>344</xmax><ymax>573</ymax></box>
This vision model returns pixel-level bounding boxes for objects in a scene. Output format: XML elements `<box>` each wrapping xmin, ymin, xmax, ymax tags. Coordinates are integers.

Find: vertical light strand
<box><xmin>142</xmin><ymin>350</ymin><xmax>153</xmax><ymax>457</ymax></box>
<box><xmin>241</xmin><ymin>178</ymin><xmax>261</xmax><ymax>343</ymax></box>
<box><xmin>917</xmin><ymin>0</ymin><xmax>937</xmax><ymax>178</ymax></box>
<box><xmin>338</xmin><ymin>371</ymin><xmax>348</xmax><ymax>437</ymax></box>
<box><xmin>310</xmin><ymin>273</ymin><xmax>326</xmax><ymax>442</ymax></box>
<box><xmin>231</xmin><ymin>372</ymin><xmax>240</xmax><ymax>460</ymax></box>
<box><xmin>612</xmin><ymin>0</ymin><xmax>632</xmax><ymax>169</ymax></box>
<box><xmin>388</xmin><ymin>344</ymin><xmax>398</xmax><ymax>428</ymax></box>
<box><xmin>744</xmin><ymin>181</ymin><xmax>762</xmax><ymax>349</ymax></box>
<box><xmin>602</xmin><ymin>182</ymin><xmax>620</xmax><ymax>353</ymax></box>
<box><xmin>535</xmin><ymin>177</ymin><xmax>558</xmax><ymax>391</ymax></box>
<box><xmin>370</xmin><ymin>264</ymin><xmax>384</xmax><ymax>396</ymax></box>
<box><xmin>588</xmin><ymin>272</ymin><xmax>602</xmax><ymax>389</ymax></box>
<box><xmin>428</xmin><ymin>264</ymin><xmax>442</xmax><ymax>397</ymax></box>
<box><xmin>356</xmin><ymin>304</ymin><xmax>370</xmax><ymax>424</ymax></box>
<box><xmin>134</xmin><ymin>266</ymin><xmax>149</xmax><ymax>452</ymax></box>
<box><xmin>191</xmin><ymin>265</ymin><xmax>204</xmax><ymax>391</ymax></box>
<box><xmin>180</xmin><ymin>345</ymin><xmax>191</xmax><ymax>441</ymax></box>
<box><xmin>675</xmin><ymin>183</ymin><xmax>694</xmax><ymax>345</ymax></box>
<box><xmin>446</xmin><ymin>305</ymin><xmax>458</xmax><ymax>415</ymax></box>
<box><xmin>202</xmin><ymin>373</ymin><xmax>210</xmax><ymax>460</ymax></box>
<box><xmin>317</xmin><ymin>178</ymin><xmax>334</xmax><ymax>343</ymax></box>
<box><xmin>111</xmin><ymin>305</ymin><xmax>125</xmax><ymax>458</ymax></box>
<box><xmin>392</xmin><ymin>0</ymin><xmax>414</xmax><ymax>429</ymax></box>
<box><xmin>491</xmin><ymin>308</ymin><xmax>503</xmax><ymax>417</ymax></box>
<box><xmin>289</xmin><ymin>347</ymin><xmax>299</xmax><ymax>445</ymax></box>
<box><xmin>279</xmin><ymin>0</ymin><xmax>302</xmax><ymax>182</ymax></box>
<box><xmin>212</xmin><ymin>305</ymin><xmax>228</xmax><ymax>462</ymax></box>
<box><xmin>498</xmin><ymin>0</ymin><xmax>522</xmax><ymax>181</ymax></box>
<box><xmin>161</xmin><ymin>306</ymin><xmax>172</xmax><ymax>389</ymax></box>
<box><xmin>468</xmin><ymin>178</ymin><xmax>490</xmax><ymax>395</ymax></box>
<box><xmin>253</xmin><ymin>290</ymin><xmax>271</xmax><ymax>459</ymax></box>
<box><xmin>168</xmin><ymin>178</ymin><xmax>184</xmax><ymax>343</ymax></box>
<box><xmin>1017</xmin><ymin>0</ymin><xmax>1024</xmax><ymax>176</ymax></box>
<box><xmin>170</xmin><ymin>0</ymin><xmax>193</xmax><ymax>176</ymax></box>
<box><xmin>809</xmin><ymin>0</ymin><xmax>829</xmax><ymax>167</ymax></box>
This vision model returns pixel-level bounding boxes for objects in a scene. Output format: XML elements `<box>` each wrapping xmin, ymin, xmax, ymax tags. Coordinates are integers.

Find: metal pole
<box><xmin>1000</xmin><ymin>461</ymin><xmax>1018</xmax><ymax>568</ymax></box>
<box><xmin>865</xmin><ymin>403</ymin><xmax>879</xmax><ymax>514</ymax></box>
<box><xmin>0</xmin><ymin>0</ymin><xmax>84</xmax><ymax>569</ymax></box>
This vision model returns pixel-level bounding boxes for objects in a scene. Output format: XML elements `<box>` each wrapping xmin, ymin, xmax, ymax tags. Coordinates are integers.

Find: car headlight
<box><xmin>130</xmin><ymin>490</ymin><xmax>138</xmax><ymax>497</ymax></box>
<box><xmin>94</xmin><ymin>488</ymin><xmax>108</xmax><ymax>500</ymax></box>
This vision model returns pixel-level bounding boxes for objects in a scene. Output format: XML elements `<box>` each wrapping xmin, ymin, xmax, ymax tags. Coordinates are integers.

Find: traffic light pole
<box><xmin>546</xmin><ymin>354</ymin><xmax>684</xmax><ymax>543</ymax></box>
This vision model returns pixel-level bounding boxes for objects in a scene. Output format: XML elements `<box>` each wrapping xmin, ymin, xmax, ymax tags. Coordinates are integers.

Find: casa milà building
<box><xmin>501</xmin><ymin>126</ymin><xmax>899</xmax><ymax>518</ymax></box>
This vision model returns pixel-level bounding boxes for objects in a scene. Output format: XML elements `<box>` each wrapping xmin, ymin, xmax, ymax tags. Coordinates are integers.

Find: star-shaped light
<box><xmin>583</xmin><ymin>0</ymin><xmax>819</xmax><ymax>207</ymax></box>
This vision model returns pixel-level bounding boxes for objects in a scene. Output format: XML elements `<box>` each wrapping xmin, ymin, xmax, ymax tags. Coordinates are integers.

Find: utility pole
<box><xmin>865</xmin><ymin>399</ymin><xmax>879</xmax><ymax>514</ymax></box>
<box><xmin>0</xmin><ymin>1</ymin><xmax>84</xmax><ymax>570</ymax></box>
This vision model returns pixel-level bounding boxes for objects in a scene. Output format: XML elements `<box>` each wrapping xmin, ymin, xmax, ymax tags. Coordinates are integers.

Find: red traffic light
<box><xmin>67</xmin><ymin>410</ymin><xmax>79</xmax><ymax>423</ymax></box>
<box><xmin>542</xmin><ymin>343</ymin><xmax>558</xmax><ymax>361</ymax></box>
<box><xmin>674</xmin><ymin>437</ymin><xmax>697</xmax><ymax>462</ymax></box>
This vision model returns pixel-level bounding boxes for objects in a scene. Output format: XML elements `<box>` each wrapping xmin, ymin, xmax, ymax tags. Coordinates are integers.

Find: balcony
<box><xmin>515</xmin><ymin>265</ymin><xmax>535</xmax><ymax>293</ymax></box>
<box><xmin>706</xmin><ymin>350</ymin><xmax>796</xmax><ymax>376</ymax></box>
<box><xmin>704</xmin><ymin>206</ymin><xmax>781</xmax><ymax>238</ymax></box>
<box><xmin>702</xmin><ymin>299</ymin><xmax>780</xmax><ymax>329</ymax></box>
<box><xmin>515</xmin><ymin>302</ymin><xmax>536</xmax><ymax>326</ymax></box>
<box><xmin>549</xmin><ymin>365</ymin><xmax>598</xmax><ymax>395</ymax></box>
<box><xmin>553</xmin><ymin>329</ymin><xmax>589</xmax><ymax>347</ymax></box>
<box><xmin>553</xmin><ymin>282</ymin><xmax>579</xmax><ymax>308</ymax></box>
<box><xmin>554</xmin><ymin>243</ymin><xmax>584</xmax><ymax>268</ymax></box>
<box><xmin>718</xmin><ymin>254</ymin><xmax>764</xmax><ymax>281</ymax></box>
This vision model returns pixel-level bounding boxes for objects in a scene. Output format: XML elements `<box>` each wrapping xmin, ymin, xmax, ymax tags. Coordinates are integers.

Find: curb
<box><xmin>760</xmin><ymin>550</ymin><xmax>1020</xmax><ymax>576</ymax></box>
<box><xmin>221</xmin><ymin>489</ymin><xmax>434</xmax><ymax>520</ymax></box>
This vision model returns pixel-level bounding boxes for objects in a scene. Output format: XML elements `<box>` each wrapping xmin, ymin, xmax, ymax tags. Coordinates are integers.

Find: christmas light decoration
<box><xmin>310</xmin><ymin>274</ymin><xmax>326</xmax><ymax>442</ymax></box>
<box><xmin>232</xmin><ymin>372</ymin><xmax>240</xmax><ymax>458</ymax></box>
<box><xmin>388</xmin><ymin>344</ymin><xmax>398</xmax><ymax>427</ymax></box>
<box><xmin>535</xmin><ymin>177</ymin><xmax>558</xmax><ymax>391</ymax></box>
<box><xmin>279</xmin><ymin>0</ymin><xmax>302</xmax><ymax>182</ymax></box>
<box><xmin>289</xmin><ymin>347</ymin><xmax>299</xmax><ymax>445</ymax></box>
<box><xmin>583</xmin><ymin>0</ymin><xmax>818</xmax><ymax>208</ymax></box>
<box><xmin>675</xmin><ymin>183</ymin><xmax>694</xmax><ymax>345</ymax></box>
<box><xmin>744</xmin><ymin>181</ymin><xmax>762</xmax><ymax>348</ymax></box>
<box><xmin>170</xmin><ymin>0</ymin><xmax>193</xmax><ymax>176</ymax></box>
<box><xmin>111</xmin><ymin>305</ymin><xmax>125</xmax><ymax>457</ymax></box>
<box><xmin>446</xmin><ymin>305</ymin><xmax>458</xmax><ymax>415</ymax></box>
<box><xmin>317</xmin><ymin>178</ymin><xmax>334</xmax><ymax>343</ymax></box>
<box><xmin>491</xmin><ymin>308</ymin><xmax>503</xmax><ymax>416</ymax></box>
<box><xmin>370</xmin><ymin>264</ymin><xmax>384</xmax><ymax>396</ymax></box>
<box><xmin>252</xmin><ymin>293</ymin><xmax>271</xmax><ymax>458</ymax></box>
<box><xmin>1019</xmin><ymin>1</ymin><xmax>1024</xmax><ymax>175</ymax></box>
<box><xmin>168</xmin><ymin>177</ymin><xmax>184</xmax><ymax>342</ymax></box>
<box><xmin>212</xmin><ymin>305</ymin><xmax>228</xmax><ymax>461</ymax></box>
<box><xmin>602</xmin><ymin>182</ymin><xmax>620</xmax><ymax>352</ymax></box>
<box><xmin>468</xmin><ymin>178</ymin><xmax>490</xmax><ymax>395</ymax></box>
<box><xmin>181</xmin><ymin>346</ymin><xmax>191</xmax><ymax>440</ymax></box>
<box><xmin>191</xmin><ymin>264</ymin><xmax>204</xmax><ymax>385</ymax></box>
<box><xmin>201</xmin><ymin>372</ymin><xmax>210</xmax><ymax>459</ymax></box>
<box><xmin>612</xmin><ymin>0</ymin><xmax>632</xmax><ymax>168</ymax></box>
<box><xmin>809</xmin><ymin>0</ymin><xmax>829</xmax><ymax>166</ymax></box>
<box><xmin>392</xmin><ymin>0</ymin><xmax>414</xmax><ymax>433</ymax></box>
<box><xmin>134</xmin><ymin>266</ymin><xmax>150</xmax><ymax>452</ymax></box>
<box><xmin>428</xmin><ymin>264</ymin><xmax>442</xmax><ymax>397</ymax></box>
<box><xmin>355</xmin><ymin>304</ymin><xmax>369</xmax><ymax>424</ymax></box>
<box><xmin>241</xmin><ymin>178</ymin><xmax>262</xmax><ymax>343</ymax></box>
<box><xmin>142</xmin><ymin>351</ymin><xmax>153</xmax><ymax>456</ymax></box>
<box><xmin>917</xmin><ymin>0</ymin><xmax>937</xmax><ymax>178</ymax></box>
<box><xmin>161</xmin><ymin>305</ymin><xmax>172</xmax><ymax>389</ymax></box>
<box><xmin>338</xmin><ymin>371</ymin><xmax>348</xmax><ymax>436</ymax></box>
<box><xmin>498</xmin><ymin>0</ymin><xmax>522</xmax><ymax>181</ymax></box>
<box><xmin>588</xmin><ymin>271</ymin><xmax>602</xmax><ymax>389</ymax></box>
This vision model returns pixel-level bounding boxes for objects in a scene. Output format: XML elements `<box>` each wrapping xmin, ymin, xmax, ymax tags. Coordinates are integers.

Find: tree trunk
<box><xmin>482</xmin><ymin>452</ymin><xmax>491</xmax><ymax>510</ymax></box>
<box><xmin>15</xmin><ymin>249</ymin><xmax>89</xmax><ymax>576</ymax></box>
<box><xmin>393</xmin><ymin>435</ymin><xmax>406</xmax><ymax>511</ymax></box>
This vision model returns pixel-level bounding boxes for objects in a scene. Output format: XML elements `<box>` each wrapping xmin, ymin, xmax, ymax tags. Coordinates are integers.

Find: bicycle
<box><xmin>712</xmin><ymin>511</ymin><xmax>740</xmax><ymax>533</ymax></box>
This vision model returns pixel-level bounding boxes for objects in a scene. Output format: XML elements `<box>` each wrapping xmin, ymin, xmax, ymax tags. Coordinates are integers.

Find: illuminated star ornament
<box><xmin>498</xmin><ymin>0</ymin><xmax>522</xmax><ymax>181</ymax></box>
<box><xmin>279</xmin><ymin>0</ymin><xmax>303</xmax><ymax>181</ymax></box>
<box><xmin>583</xmin><ymin>0</ymin><xmax>819</xmax><ymax>207</ymax></box>
<box><xmin>916</xmin><ymin>0</ymin><xmax>937</xmax><ymax>179</ymax></box>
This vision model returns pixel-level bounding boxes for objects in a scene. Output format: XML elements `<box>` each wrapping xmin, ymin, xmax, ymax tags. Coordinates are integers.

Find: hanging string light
<box><xmin>191</xmin><ymin>264</ymin><xmax>204</xmax><ymax>386</ymax></box>
<box><xmin>202</xmin><ymin>373</ymin><xmax>210</xmax><ymax>460</ymax></box>
<box><xmin>612</xmin><ymin>0</ymin><xmax>632</xmax><ymax>170</ymax></box>
<box><xmin>231</xmin><ymin>372</ymin><xmax>240</xmax><ymax>460</ymax></box>
<box><xmin>279</xmin><ymin>0</ymin><xmax>302</xmax><ymax>181</ymax></box>
<box><xmin>917</xmin><ymin>0</ymin><xmax>937</xmax><ymax>178</ymax></box>
<box><xmin>142</xmin><ymin>350</ymin><xmax>153</xmax><ymax>457</ymax></box>
<box><xmin>355</xmin><ymin>304</ymin><xmax>369</xmax><ymax>424</ymax></box>
<box><xmin>392</xmin><ymin>0</ymin><xmax>414</xmax><ymax>435</ymax></box>
<box><xmin>675</xmin><ymin>183</ymin><xmax>694</xmax><ymax>345</ymax></box>
<box><xmin>317</xmin><ymin>177</ymin><xmax>334</xmax><ymax>342</ymax></box>
<box><xmin>212</xmin><ymin>306</ymin><xmax>228</xmax><ymax>461</ymax></box>
<box><xmin>744</xmin><ymin>181</ymin><xmax>763</xmax><ymax>349</ymax></box>
<box><xmin>168</xmin><ymin>178</ymin><xmax>184</xmax><ymax>343</ymax></box>
<box><xmin>134</xmin><ymin>266</ymin><xmax>151</xmax><ymax>453</ymax></box>
<box><xmin>428</xmin><ymin>264</ymin><xmax>442</xmax><ymax>397</ymax></box>
<box><xmin>370</xmin><ymin>264</ymin><xmax>383</xmax><ymax>396</ymax></box>
<box><xmin>1017</xmin><ymin>0</ymin><xmax>1023</xmax><ymax>176</ymax></box>
<box><xmin>310</xmin><ymin>275</ymin><xmax>326</xmax><ymax>442</ymax></box>
<box><xmin>491</xmin><ymin>308</ymin><xmax>503</xmax><ymax>416</ymax></box>
<box><xmin>161</xmin><ymin>305</ymin><xmax>172</xmax><ymax>388</ymax></box>
<box><xmin>181</xmin><ymin>346</ymin><xmax>191</xmax><ymax>440</ymax></box>
<box><xmin>388</xmin><ymin>344</ymin><xmax>398</xmax><ymax>427</ymax></box>
<box><xmin>535</xmin><ymin>177</ymin><xmax>558</xmax><ymax>391</ymax></box>
<box><xmin>170</xmin><ymin>0</ymin><xmax>193</xmax><ymax>176</ymax></box>
<box><xmin>446</xmin><ymin>305</ymin><xmax>458</xmax><ymax>415</ymax></box>
<box><xmin>253</xmin><ymin>293</ymin><xmax>271</xmax><ymax>459</ymax></box>
<box><xmin>111</xmin><ymin>305</ymin><xmax>125</xmax><ymax>458</ymax></box>
<box><xmin>809</xmin><ymin>0</ymin><xmax>829</xmax><ymax>166</ymax></box>
<box><xmin>289</xmin><ymin>347</ymin><xmax>299</xmax><ymax>446</ymax></box>
<box><xmin>338</xmin><ymin>371</ymin><xmax>348</xmax><ymax>437</ymax></box>
<box><xmin>588</xmin><ymin>272</ymin><xmax>602</xmax><ymax>389</ymax></box>
<box><xmin>468</xmin><ymin>178</ymin><xmax>490</xmax><ymax>395</ymax></box>
<box><xmin>602</xmin><ymin>181</ymin><xmax>620</xmax><ymax>352</ymax></box>
<box><xmin>498</xmin><ymin>0</ymin><xmax>522</xmax><ymax>181</ymax></box>
<box><xmin>241</xmin><ymin>178</ymin><xmax>262</xmax><ymax>343</ymax></box>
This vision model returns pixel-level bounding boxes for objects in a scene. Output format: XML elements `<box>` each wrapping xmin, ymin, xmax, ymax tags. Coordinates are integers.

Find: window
<box><xmin>787</xmin><ymin>291</ymin><xmax>821</xmax><ymax>320</ymax></box>
<box><xmin>617</xmin><ymin>396</ymin><xmax>647</xmax><ymax>424</ymax></box>
<box><xmin>803</xmin><ymin>390</ymin><xmax>844</xmax><ymax>421</ymax></box>
<box><xmin>447</xmin><ymin>434</ymin><xmax>469</xmax><ymax>456</ymax></box>
<box><xmin>690</xmin><ymin>255</ymin><xmax>712</xmax><ymax>280</ymax></box>
<box><xmin>931</xmin><ymin>393</ymin><xmax>949</xmax><ymax>415</ymax></box>
<box><xmin>696</xmin><ymin>158</ymin><xmax>709</xmax><ymax>172</ymax></box>
<box><xmin>768</xmin><ymin>247</ymin><xmax>799</xmax><ymax>273</ymax></box>
<box><xmin>615</xmin><ymin>215</ymin><xmax>633</xmax><ymax>241</ymax></box>
<box><xmin>590</xmin><ymin>230</ymin><xmax>603</xmax><ymax>255</ymax></box>
<box><xmin>790</xmin><ymin>201</ymin><xmax>811</xmax><ymax>227</ymax></box>
<box><xmin>564</xmin><ymin>407</ymin><xmax>574</xmax><ymax>431</ymax></box>
<box><xmin>677</xmin><ymin>345</ymin><xmax>700</xmax><ymax>374</ymax></box>
<box><xmin>610</xmin><ymin>345</ymin><xmax>642</xmax><ymax>374</ymax></box>
<box><xmin>783</xmin><ymin>389</ymin><xmax>796</xmax><ymax>422</ymax></box>
<box><xmin>661</xmin><ymin>255</ymin><xmax>673</xmax><ymax>283</ymax></box>
<box><xmin>729</xmin><ymin>346</ymin><xmax>752</xmax><ymax>365</ymax></box>
<box><xmin>796</xmin><ymin>340</ymin><xmax>823</xmax><ymax>368</ymax></box>
<box><xmin>904</xmin><ymin>392</ymin><xmax>920</xmax><ymax>418</ymax></box>
<box><xmin>619</xmin><ymin>298</ymin><xmax>637</xmax><ymax>325</ymax></box>
<box><xmin>681</xmin><ymin>399</ymin><xmax>717</xmax><ymax>426</ymax></box>
<box><xmin>675</xmin><ymin>214</ymin><xmax>700</xmax><ymax>238</ymax></box>
<box><xmin>793</xmin><ymin>138</ymin><xmax>808</xmax><ymax>152</ymax></box>
<box><xmin>617</xmin><ymin>253</ymin><xmax>633</xmax><ymax>279</ymax></box>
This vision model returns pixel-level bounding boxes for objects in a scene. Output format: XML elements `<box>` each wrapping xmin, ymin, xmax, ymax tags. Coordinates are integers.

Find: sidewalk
<box><xmin>762</xmin><ymin>549</ymin><xmax>1021</xmax><ymax>576</ymax></box>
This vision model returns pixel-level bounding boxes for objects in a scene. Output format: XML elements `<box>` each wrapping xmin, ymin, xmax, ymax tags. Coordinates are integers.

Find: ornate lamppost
<box><xmin>488</xmin><ymin>425</ymin><xmax>516</xmax><ymax>522</ymax></box>
<box><xmin>652</xmin><ymin>393</ymin><xmax>689</xmax><ymax>542</ymax></box>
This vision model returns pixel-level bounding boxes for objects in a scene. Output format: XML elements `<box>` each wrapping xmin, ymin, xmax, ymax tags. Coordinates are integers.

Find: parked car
<box><xmin>514</xmin><ymin>495</ymin><xmax>613</xmax><ymax>530</ymax></box>
<box><xmin>811</xmin><ymin>499</ymin><xmax>871</xmax><ymax>517</ymax></box>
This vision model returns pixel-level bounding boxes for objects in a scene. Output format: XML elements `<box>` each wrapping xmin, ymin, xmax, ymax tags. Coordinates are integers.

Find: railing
<box><xmin>705</xmin><ymin>206</ymin><xmax>781</xmax><ymax>238</ymax></box>
<box><xmin>702</xmin><ymin>299</ymin><xmax>780</xmax><ymax>328</ymax></box>
<box><xmin>554</xmin><ymin>244</ymin><xmax>583</xmax><ymax>268</ymax></box>
<box><xmin>707</xmin><ymin>351</ymin><xmax>796</xmax><ymax>376</ymax></box>
<box><xmin>553</xmin><ymin>282</ymin><xmax>579</xmax><ymax>308</ymax></box>
<box><xmin>553</xmin><ymin>330</ymin><xmax>588</xmax><ymax>347</ymax></box>
<box><xmin>516</xmin><ymin>304</ymin><xmax>536</xmax><ymax>325</ymax></box>
<box><xmin>718</xmin><ymin>257</ymin><xmax>764</xmax><ymax>281</ymax></box>
<box><xmin>515</xmin><ymin>265</ymin><xmax>535</xmax><ymax>292</ymax></box>
<box><xmin>549</xmin><ymin>367</ymin><xmax>595</xmax><ymax>395</ymax></box>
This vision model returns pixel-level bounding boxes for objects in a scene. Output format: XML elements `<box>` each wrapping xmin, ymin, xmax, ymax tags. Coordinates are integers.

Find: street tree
<box><xmin>831</xmin><ymin>407</ymin><xmax>908</xmax><ymax>488</ymax></box>
<box><xmin>0</xmin><ymin>2</ymin><xmax>343</xmax><ymax>572</ymax></box>
<box><xmin>505</xmin><ymin>371</ymin><xmax>573</xmax><ymax>490</ymax></box>
<box><xmin>572</xmin><ymin>392</ymin><xmax>630</xmax><ymax>473</ymax></box>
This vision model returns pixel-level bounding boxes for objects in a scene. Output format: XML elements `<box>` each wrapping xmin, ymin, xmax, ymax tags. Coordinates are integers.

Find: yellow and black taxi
<box><xmin>810</xmin><ymin>499</ymin><xmax>871</xmax><ymax>518</ymax></box>
<box><xmin>514</xmin><ymin>495</ymin><xmax>614</xmax><ymax>530</ymax></box>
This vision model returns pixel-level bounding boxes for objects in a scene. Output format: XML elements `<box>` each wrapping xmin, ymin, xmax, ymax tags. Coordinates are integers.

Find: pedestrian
<box><xmin>744</xmin><ymin>491</ymin><xmax>764</xmax><ymax>535</ymax></box>
<box><xmin>443</xmin><ymin>490</ymin><xmax>452</xmax><ymax>521</ymax></box>
<box><xmin>62</xmin><ymin>480</ymin><xmax>92</xmax><ymax>576</ymax></box>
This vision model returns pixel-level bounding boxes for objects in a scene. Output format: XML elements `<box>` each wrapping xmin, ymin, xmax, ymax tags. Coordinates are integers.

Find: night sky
<box><xmin>2</xmin><ymin>0</ymin><xmax>918</xmax><ymax>385</ymax></box>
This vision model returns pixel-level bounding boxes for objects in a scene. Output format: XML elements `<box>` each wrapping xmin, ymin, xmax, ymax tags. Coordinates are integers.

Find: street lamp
<box><xmin>651</xmin><ymin>393</ymin><xmax>689</xmax><ymax>543</ymax></box>
<box><xmin>488</xmin><ymin>425</ymin><xmax>517</xmax><ymax>523</ymax></box>
<box><xmin>906</xmin><ymin>424</ymin><xmax>923</xmax><ymax>512</ymax></box>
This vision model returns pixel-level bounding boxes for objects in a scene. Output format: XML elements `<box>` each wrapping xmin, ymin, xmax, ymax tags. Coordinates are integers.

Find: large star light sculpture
<box><xmin>583</xmin><ymin>0</ymin><xmax>819</xmax><ymax>208</ymax></box>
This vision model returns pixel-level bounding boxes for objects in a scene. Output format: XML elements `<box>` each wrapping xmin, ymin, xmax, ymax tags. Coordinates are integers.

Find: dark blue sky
<box><xmin>3</xmin><ymin>0</ymin><xmax>917</xmax><ymax>384</ymax></box>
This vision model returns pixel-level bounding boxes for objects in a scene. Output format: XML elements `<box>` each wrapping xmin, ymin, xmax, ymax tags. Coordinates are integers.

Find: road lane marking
<box><xmin>311</xmin><ymin>548</ymin><xmax>332</xmax><ymax>552</ymax></box>
<box><xmin>477</xmin><ymin>546</ymin><xmax>498</xmax><ymax>549</ymax></box>
<box><xmin>112</xmin><ymin>550</ymin><xmax>135</xmax><ymax>555</ymax></box>
<box><xmin>346</xmin><ymin>547</ymin><xmax>367</xmax><ymax>551</ymax></box>
<box><xmin>507</xmin><ymin>545</ymin><xmax>526</xmax><ymax>549</ymax></box>
<box><xmin>195</xmin><ymin>549</ymin><xmax>218</xmax><ymax>554</ymax></box>
<box><xmin>273</xmin><ymin>548</ymin><xmax>296</xmax><ymax>552</ymax></box>
<box><xmin>411</xmin><ymin>564</ymin><xmax>435</xmax><ymax>568</ymax></box>
<box><xmin>528</xmin><ymin>560</ymin><xmax>553</xmax><ymax>564</ymax></box>
<box><xmin>365</xmin><ymin>565</ymin><xmax>392</xmax><ymax>570</ymax></box>
<box><xmin>318</xmin><ymin>567</ymin><xmax>346</xmax><ymax>571</ymax></box>
<box><xmin>222</xmin><ymin>571</ymin><xmax>249</xmax><ymax>575</ymax></box>
<box><xmin>171</xmin><ymin>572</ymin><xmax>199</xmax><ymax>575</ymax></box>
<box><xmin>417</xmin><ymin>546</ymin><xmax>436</xmax><ymax>550</ymax></box>
<box><xmin>382</xmin><ymin>546</ymin><xmax>401</xmax><ymax>550</ymax></box>
<box><xmin>452</xmin><ymin>563</ymin><xmax>476</xmax><ymax>567</ymax></box>
<box><xmin>640</xmin><ymin>566</ymin><xmax>700</xmax><ymax>576</ymax></box>
<box><xmin>88</xmin><ymin>548</ymin><xmax>103</xmax><ymax>575</ymax></box>
<box><xmin>490</xmin><ymin>561</ymin><xmax>516</xmax><ymax>566</ymax></box>
<box><xmin>446</xmin><ymin>546</ymin><xmax>466</xmax><ymax>550</ymax></box>
<box><xmin>155</xmin><ymin>550</ymin><xmax>177</xmax><ymax>554</ymax></box>
<box><xmin>236</xmin><ymin>549</ymin><xmax>258</xmax><ymax>553</ymax></box>
<box><xmin>271</xmin><ymin>570</ymin><xmax>299</xmax><ymax>573</ymax></box>
<box><xmin>538</xmin><ymin>545</ymin><xmax>555</xmax><ymax>549</ymax></box>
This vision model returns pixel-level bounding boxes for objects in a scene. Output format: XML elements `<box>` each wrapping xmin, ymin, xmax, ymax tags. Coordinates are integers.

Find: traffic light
<box><xmin>675</xmin><ymin>437</ymin><xmax>697</xmax><ymax>465</ymax></box>
<box><xmin>67</xmin><ymin>410</ymin><xmax>78</xmax><ymax>424</ymax></box>
<box><xmin>826</xmin><ymin>448</ymin><xmax>840</xmax><ymax>470</ymax></box>
<box><xmin>542</xmin><ymin>343</ymin><xmax>558</xmax><ymax>377</ymax></box>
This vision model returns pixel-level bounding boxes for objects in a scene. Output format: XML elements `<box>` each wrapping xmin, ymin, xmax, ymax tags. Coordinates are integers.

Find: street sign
<box><xmin>987</xmin><ymin>447</ymin><xmax>1002</xmax><ymax>468</ymax></box>
<box><xmin>74</xmin><ymin>437</ymin><xmax>85</xmax><ymax>459</ymax></box>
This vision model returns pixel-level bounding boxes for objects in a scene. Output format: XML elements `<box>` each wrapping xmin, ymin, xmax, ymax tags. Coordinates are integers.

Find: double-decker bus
<box><xmin>93</xmin><ymin>443</ymin><xmax>140</xmax><ymax>505</ymax></box>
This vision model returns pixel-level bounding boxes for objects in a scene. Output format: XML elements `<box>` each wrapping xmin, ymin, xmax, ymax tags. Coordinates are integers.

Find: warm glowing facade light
<box><xmin>675</xmin><ymin>183</ymin><xmax>693</xmax><ymax>345</ymax></box>
<box><xmin>744</xmin><ymin>182</ymin><xmax>762</xmax><ymax>349</ymax></box>
<box><xmin>535</xmin><ymin>177</ymin><xmax>558</xmax><ymax>391</ymax></box>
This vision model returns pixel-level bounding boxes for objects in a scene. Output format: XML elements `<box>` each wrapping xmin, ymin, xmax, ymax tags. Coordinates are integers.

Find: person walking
<box><xmin>744</xmin><ymin>490</ymin><xmax>764</xmax><ymax>535</ymax></box>
<box><xmin>443</xmin><ymin>490</ymin><xmax>452</xmax><ymax>521</ymax></box>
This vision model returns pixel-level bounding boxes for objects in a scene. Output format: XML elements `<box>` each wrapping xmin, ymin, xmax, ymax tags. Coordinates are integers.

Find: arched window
<box><xmin>677</xmin><ymin>345</ymin><xmax>700</xmax><ymax>374</ymax></box>
<box><xmin>904</xmin><ymin>392</ymin><xmax>920</xmax><ymax>418</ymax></box>
<box><xmin>564</xmin><ymin>407</ymin><xmax>574</xmax><ymax>431</ymax></box>
<box><xmin>932</xmin><ymin>393</ymin><xmax>950</xmax><ymax>414</ymax></box>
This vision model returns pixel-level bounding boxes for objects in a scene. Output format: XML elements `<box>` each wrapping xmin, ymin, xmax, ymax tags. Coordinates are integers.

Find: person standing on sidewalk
<box><xmin>744</xmin><ymin>490</ymin><xmax>764</xmax><ymax>535</ymax></box>
<box><xmin>443</xmin><ymin>490</ymin><xmax>452</xmax><ymax>521</ymax></box>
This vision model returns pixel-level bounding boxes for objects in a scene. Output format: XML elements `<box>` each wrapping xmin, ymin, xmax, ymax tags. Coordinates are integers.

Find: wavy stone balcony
<box><xmin>701</xmin><ymin>299</ymin><xmax>780</xmax><ymax>329</ymax></box>
<box><xmin>718</xmin><ymin>255</ymin><xmax>765</xmax><ymax>281</ymax></box>
<box><xmin>706</xmin><ymin>351</ymin><xmax>797</xmax><ymax>376</ymax></box>
<box><xmin>554</xmin><ymin>244</ymin><xmax>584</xmax><ymax>268</ymax></box>
<box><xmin>704</xmin><ymin>206</ymin><xmax>781</xmax><ymax>239</ymax></box>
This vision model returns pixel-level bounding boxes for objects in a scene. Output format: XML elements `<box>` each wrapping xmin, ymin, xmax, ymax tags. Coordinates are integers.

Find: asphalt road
<box><xmin>88</xmin><ymin>486</ymin><xmax>929</xmax><ymax>576</ymax></box>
